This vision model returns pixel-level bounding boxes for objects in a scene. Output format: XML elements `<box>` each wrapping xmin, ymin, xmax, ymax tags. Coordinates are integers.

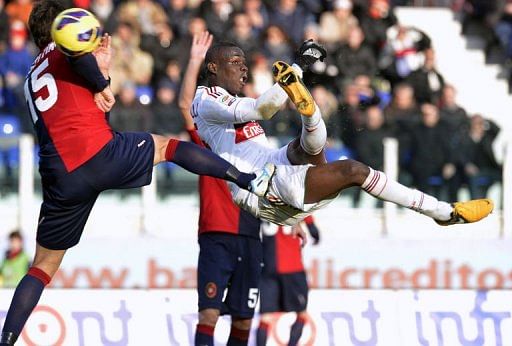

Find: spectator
<box><xmin>167</xmin><ymin>0</ymin><xmax>194</xmax><ymax>38</ymax></box>
<box><xmin>356</xmin><ymin>105</ymin><xmax>390</xmax><ymax>171</ymax></box>
<box><xmin>5</xmin><ymin>0</ymin><xmax>32</xmax><ymax>26</ymax></box>
<box><xmin>0</xmin><ymin>231</ymin><xmax>30</xmax><ymax>288</ymax></box>
<box><xmin>354</xmin><ymin>105</ymin><xmax>390</xmax><ymax>207</ymax></box>
<box><xmin>0</xmin><ymin>0</ymin><xmax>9</xmax><ymax>53</ymax></box>
<box><xmin>384</xmin><ymin>83</ymin><xmax>420</xmax><ymax>168</ymax></box>
<box><xmin>328</xmin><ymin>82</ymin><xmax>365</xmax><ymax>149</ymax></box>
<box><xmin>336</xmin><ymin>26</ymin><xmax>377</xmax><ymax>82</ymax></box>
<box><xmin>175</xmin><ymin>17</ymin><xmax>208</xmax><ymax>68</ymax></box>
<box><xmin>438</xmin><ymin>84</ymin><xmax>470</xmax><ymax>200</ymax></box>
<box><xmin>269</xmin><ymin>0</ymin><xmax>314</xmax><ymax>46</ymax></box>
<box><xmin>250</xmin><ymin>53</ymin><xmax>273</xmax><ymax>96</ymax></box>
<box><xmin>110</xmin><ymin>21</ymin><xmax>154</xmax><ymax>94</ymax></box>
<box><xmin>384</xmin><ymin>82</ymin><xmax>419</xmax><ymax>132</ymax></box>
<box><xmin>243</xmin><ymin>0</ymin><xmax>269</xmax><ymax>36</ymax></box>
<box><xmin>406</xmin><ymin>48</ymin><xmax>445</xmax><ymax>104</ymax></box>
<box><xmin>151</xmin><ymin>79</ymin><xmax>184</xmax><ymax>136</ymax></box>
<box><xmin>357</xmin><ymin>0</ymin><xmax>398</xmax><ymax>55</ymax></box>
<box><xmin>409</xmin><ymin>103</ymin><xmax>452</xmax><ymax>198</ymax></box>
<box><xmin>0</xmin><ymin>20</ymin><xmax>34</xmax><ymax>131</ymax></box>
<box><xmin>164</xmin><ymin>59</ymin><xmax>182</xmax><ymax>86</ymax></box>
<box><xmin>318</xmin><ymin>0</ymin><xmax>358</xmax><ymax>48</ymax></box>
<box><xmin>439</xmin><ymin>84</ymin><xmax>469</xmax><ymax>134</ymax></box>
<box><xmin>89</xmin><ymin>0</ymin><xmax>117</xmax><ymax>33</ymax></box>
<box><xmin>354</xmin><ymin>74</ymin><xmax>381</xmax><ymax>108</ymax></box>
<box><xmin>262</xmin><ymin>25</ymin><xmax>294</xmax><ymax>64</ymax></box>
<box><xmin>109</xmin><ymin>81</ymin><xmax>152</xmax><ymax>132</ymax></box>
<box><xmin>494</xmin><ymin>0</ymin><xmax>512</xmax><ymax>59</ymax></box>
<box><xmin>140</xmin><ymin>21</ymin><xmax>181</xmax><ymax>85</ymax></box>
<box><xmin>458</xmin><ymin>115</ymin><xmax>502</xmax><ymax>199</ymax></box>
<box><xmin>379</xmin><ymin>24</ymin><xmax>431</xmax><ymax>85</ymax></box>
<box><xmin>203</xmin><ymin>0</ymin><xmax>233</xmax><ymax>39</ymax></box>
<box><xmin>311</xmin><ymin>85</ymin><xmax>339</xmax><ymax>124</ymax></box>
<box><xmin>225</xmin><ymin>12</ymin><xmax>259</xmax><ymax>58</ymax></box>
<box><xmin>117</xmin><ymin>0</ymin><xmax>167</xmax><ymax>35</ymax></box>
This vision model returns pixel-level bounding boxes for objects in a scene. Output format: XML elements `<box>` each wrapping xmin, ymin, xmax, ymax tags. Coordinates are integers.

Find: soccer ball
<box><xmin>51</xmin><ymin>8</ymin><xmax>102</xmax><ymax>57</ymax></box>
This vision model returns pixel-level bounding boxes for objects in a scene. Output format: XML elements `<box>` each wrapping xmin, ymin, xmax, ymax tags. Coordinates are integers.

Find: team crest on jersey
<box><xmin>234</xmin><ymin>121</ymin><xmax>265</xmax><ymax>143</ymax></box>
<box><xmin>205</xmin><ymin>282</ymin><xmax>217</xmax><ymax>298</ymax></box>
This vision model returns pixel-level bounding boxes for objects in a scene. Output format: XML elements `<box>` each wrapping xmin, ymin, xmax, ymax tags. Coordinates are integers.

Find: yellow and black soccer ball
<box><xmin>51</xmin><ymin>8</ymin><xmax>102</xmax><ymax>57</ymax></box>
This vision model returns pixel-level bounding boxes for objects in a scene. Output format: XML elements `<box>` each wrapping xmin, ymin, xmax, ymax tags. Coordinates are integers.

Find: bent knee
<box><xmin>232</xmin><ymin>318</ymin><xmax>253</xmax><ymax>330</ymax></box>
<box><xmin>199</xmin><ymin>309</ymin><xmax>220</xmax><ymax>326</ymax></box>
<box><xmin>339</xmin><ymin>159</ymin><xmax>369</xmax><ymax>184</ymax></box>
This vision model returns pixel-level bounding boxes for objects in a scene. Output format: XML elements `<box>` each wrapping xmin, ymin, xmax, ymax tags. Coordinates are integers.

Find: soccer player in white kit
<box><xmin>191</xmin><ymin>41</ymin><xmax>493</xmax><ymax>227</ymax></box>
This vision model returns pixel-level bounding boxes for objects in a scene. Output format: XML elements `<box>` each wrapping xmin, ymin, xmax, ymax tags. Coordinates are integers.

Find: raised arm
<box><xmin>179</xmin><ymin>31</ymin><xmax>213</xmax><ymax>132</ymax></box>
<box><xmin>68</xmin><ymin>34</ymin><xmax>114</xmax><ymax>112</ymax></box>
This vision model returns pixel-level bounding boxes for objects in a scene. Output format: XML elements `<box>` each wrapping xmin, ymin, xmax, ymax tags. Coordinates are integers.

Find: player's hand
<box><xmin>291</xmin><ymin>224</ymin><xmax>307</xmax><ymax>247</ymax></box>
<box><xmin>94</xmin><ymin>87</ymin><xmax>115</xmax><ymax>112</ymax></box>
<box><xmin>295</xmin><ymin>39</ymin><xmax>327</xmax><ymax>71</ymax></box>
<box><xmin>189</xmin><ymin>31</ymin><xmax>213</xmax><ymax>63</ymax></box>
<box><xmin>93</xmin><ymin>33</ymin><xmax>112</xmax><ymax>79</ymax></box>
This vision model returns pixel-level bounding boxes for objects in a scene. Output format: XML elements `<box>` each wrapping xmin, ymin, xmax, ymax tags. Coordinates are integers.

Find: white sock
<box><xmin>300</xmin><ymin>103</ymin><xmax>327</xmax><ymax>155</ymax></box>
<box><xmin>361</xmin><ymin>167</ymin><xmax>453</xmax><ymax>221</ymax></box>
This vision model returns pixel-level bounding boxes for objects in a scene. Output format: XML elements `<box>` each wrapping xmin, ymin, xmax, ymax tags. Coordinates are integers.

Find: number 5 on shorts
<box><xmin>248</xmin><ymin>288</ymin><xmax>259</xmax><ymax>308</ymax></box>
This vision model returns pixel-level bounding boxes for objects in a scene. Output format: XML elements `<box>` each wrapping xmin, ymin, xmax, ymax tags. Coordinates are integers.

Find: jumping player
<box><xmin>257</xmin><ymin>216</ymin><xmax>320</xmax><ymax>346</ymax></box>
<box><xmin>190</xmin><ymin>41</ymin><xmax>493</xmax><ymax>229</ymax></box>
<box><xmin>179</xmin><ymin>32</ymin><xmax>262</xmax><ymax>346</ymax></box>
<box><xmin>0</xmin><ymin>3</ymin><xmax>271</xmax><ymax>345</ymax></box>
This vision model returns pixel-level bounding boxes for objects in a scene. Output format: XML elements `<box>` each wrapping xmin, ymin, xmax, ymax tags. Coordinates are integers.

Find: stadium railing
<box><xmin>12</xmin><ymin>134</ymin><xmax>510</xmax><ymax>237</ymax></box>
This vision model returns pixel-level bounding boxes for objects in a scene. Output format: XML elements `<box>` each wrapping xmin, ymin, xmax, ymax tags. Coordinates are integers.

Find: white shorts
<box><xmin>231</xmin><ymin>146</ymin><xmax>337</xmax><ymax>226</ymax></box>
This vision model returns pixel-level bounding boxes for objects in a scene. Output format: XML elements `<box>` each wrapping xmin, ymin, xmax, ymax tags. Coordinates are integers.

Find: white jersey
<box><xmin>191</xmin><ymin>86</ymin><xmax>289</xmax><ymax>172</ymax></box>
<box><xmin>192</xmin><ymin>85</ymin><xmax>336</xmax><ymax>225</ymax></box>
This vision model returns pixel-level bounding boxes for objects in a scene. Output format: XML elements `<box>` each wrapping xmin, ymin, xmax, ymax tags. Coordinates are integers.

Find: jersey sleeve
<box><xmin>196</xmin><ymin>83</ymin><xmax>288</xmax><ymax>124</ymax></box>
<box><xmin>197</xmin><ymin>93</ymin><xmax>262</xmax><ymax>124</ymax></box>
<box><xmin>67</xmin><ymin>53</ymin><xmax>109</xmax><ymax>93</ymax></box>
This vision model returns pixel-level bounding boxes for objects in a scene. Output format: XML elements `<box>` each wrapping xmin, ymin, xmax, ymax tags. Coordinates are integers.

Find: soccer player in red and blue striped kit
<box><xmin>179</xmin><ymin>32</ymin><xmax>262</xmax><ymax>346</ymax></box>
<box><xmin>0</xmin><ymin>2</ymin><xmax>272</xmax><ymax>345</ymax></box>
<box><xmin>257</xmin><ymin>216</ymin><xmax>320</xmax><ymax>346</ymax></box>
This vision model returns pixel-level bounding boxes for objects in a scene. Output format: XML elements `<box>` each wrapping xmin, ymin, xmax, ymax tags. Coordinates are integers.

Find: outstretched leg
<box><xmin>151</xmin><ymin>135</ymin><xmax>273</xmax><ymax>196</ymax></box>
<box><xmin>305</xmin><ymin>160</ymin><xmax>493</xmax><ymax>224</ymax></box>
<box><xmin>0</xmin><ymin>245</ymin><xmax>65</xmax><ymax>345</ymax></box>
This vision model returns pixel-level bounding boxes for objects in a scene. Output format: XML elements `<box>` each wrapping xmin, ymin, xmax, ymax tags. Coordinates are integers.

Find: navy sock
<box><xmin>194</xmin><ymin>324</ymin><xmax>214</xmax><ymax>346</ymax></box>
<box><xmin>227</xmin><ymin>326</ymin><xmax>250</xmax><ymax>346</ymax></box>
<box><xmin>1</xmin><ymin>268</ymin><xmax>51</xmax><ymax>342</ymax></box>
<box><xmin>288</xmin><ymin>316</ymin><xmax>306</xmax><ymax>346</ymax></box>
<box><xmin>165</xmin><ymin>139</ymin><xmax>255</xmax><ymax>190</ymax></box>
<box><xmin>256</xmin><ymin>321</ymin><xmax>269</xmax><ymax>346</ymax></box>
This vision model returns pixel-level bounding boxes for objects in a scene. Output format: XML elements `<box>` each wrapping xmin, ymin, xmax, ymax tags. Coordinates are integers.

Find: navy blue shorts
<box><xmin>37</xmin><ymin>132</ymin><xmax>154</xmax><ymax>250</ymax></box>
<box><xmin>259</xmin><ymin>271</ymin><xmax>309</xmax><ymax>313</ymax></box>
<box><xmin>197</xmin><ymin>232</ymin><xmax>263</xmax><ymax>319</ymax></box>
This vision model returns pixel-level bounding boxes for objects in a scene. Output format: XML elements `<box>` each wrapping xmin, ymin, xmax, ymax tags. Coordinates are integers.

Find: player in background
<box><xmin>0</xmin><ymin>3</ymin><xmax>271</xmax><ymax>345</ymax></box>
<box><xmin>257</xmin><ymin>216</ymin><xmax>319</xmax><ymax>346</ymax></box>
<box><xmin>179</xmin><ymin>32</ymin><xmax>263</xmax><ymax>346</ymax></box>
<box><xmin>191</xmin><ymin>41</ymin><xmax>493</xmax><ymax>231</ymax></box>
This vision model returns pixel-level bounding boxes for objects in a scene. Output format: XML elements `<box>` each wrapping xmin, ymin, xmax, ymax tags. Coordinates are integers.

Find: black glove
<box><xmin>295</xmin><ymin>39</ymin><xmax>327</xmax><ymax>71</ymax></box>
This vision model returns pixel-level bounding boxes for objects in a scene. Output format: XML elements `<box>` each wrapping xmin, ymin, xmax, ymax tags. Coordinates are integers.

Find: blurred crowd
<box><xmin>0</xmin><ymin>0</ymin><xmax>503</xmax><ymax>202</ymax></box>
<box><xmin>457</xmin><ymin>1</ymin><xmax>512</xmax><ymax>69</ymax></box>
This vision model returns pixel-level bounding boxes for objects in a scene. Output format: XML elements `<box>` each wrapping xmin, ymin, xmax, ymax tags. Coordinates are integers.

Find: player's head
<box><xmin>29</xmin><ymin>0</ymin><xmax>67</xmax><ymax>49</ymax></box>
<box><xmin>205</xmin><ymin>42</ymin><xmax>248</xmax><ymax>95</ymax></box>
<box><xmin>8</xmin><ymin>230</ymin><xmax>23</xmax><ymax>252</ymax></box>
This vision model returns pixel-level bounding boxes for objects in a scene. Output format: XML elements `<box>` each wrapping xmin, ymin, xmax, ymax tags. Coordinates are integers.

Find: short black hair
<box><xmin>205</xmin><ymin>42</ymin><xmax>240</xmax><ymax>66</ymax></box>
<box><xmin>29</xmin><ymin>0</ymin><xmax>68</xmax><ymax>49</ymax></box>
